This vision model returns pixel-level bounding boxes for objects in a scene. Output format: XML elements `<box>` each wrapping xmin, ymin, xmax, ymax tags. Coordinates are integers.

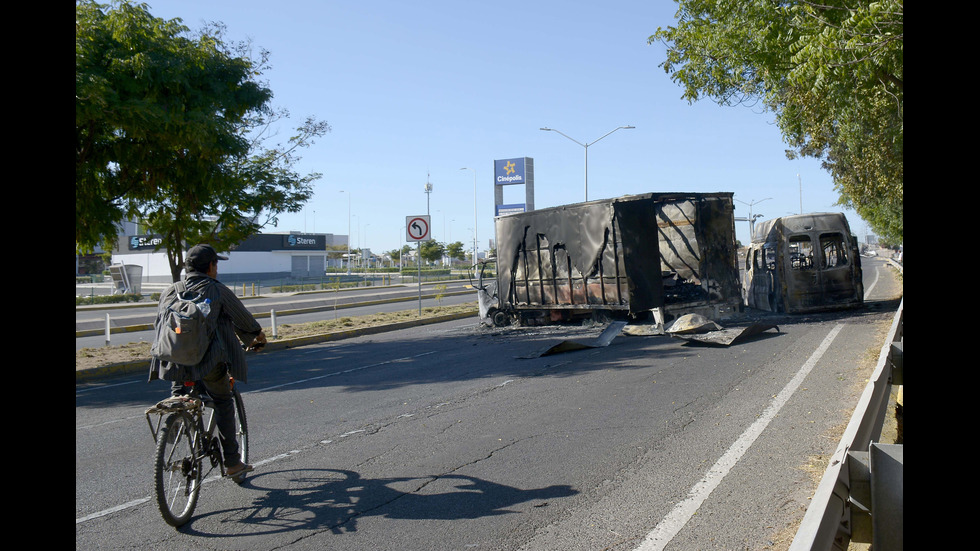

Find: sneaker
<box><xmin>225</xmin><ymin>462</ymin><xmax>254</xmax><ymax>478</ymax></box>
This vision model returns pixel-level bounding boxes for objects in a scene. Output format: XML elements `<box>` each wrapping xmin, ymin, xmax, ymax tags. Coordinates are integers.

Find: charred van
<box><xmin>743</xmin><ymin>212</ymin><xmax>863</xmax><ymax>313</ymax></box>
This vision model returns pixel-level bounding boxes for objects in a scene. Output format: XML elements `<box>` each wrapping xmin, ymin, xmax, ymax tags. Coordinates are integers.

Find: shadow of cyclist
<box><xmin>185</xmin><ymin>468</ymin><xmax>577</xmax><ymax>537</ymax></box>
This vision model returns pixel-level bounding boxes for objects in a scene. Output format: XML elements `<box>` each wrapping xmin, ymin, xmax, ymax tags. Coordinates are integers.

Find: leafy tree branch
<box><xmin>651</xmin><ymin>0</ymin><xmax>902</xmax><ymax>241</ymax></box>
<box><xmin>76</xmin><ymin>0</ymin><xmax>330</xmax><ymax>279</ymax></box>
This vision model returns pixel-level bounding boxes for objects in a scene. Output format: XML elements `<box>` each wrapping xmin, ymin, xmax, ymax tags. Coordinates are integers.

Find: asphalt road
<box><xmin>75</xmin><ymin>257</ymin><xmax>902</xmax><ymax>550</ymax></box>
<box><xmin>75</xmin><ymin>280</ymin><xmax>478</xmax><ymax>351</ymax></box>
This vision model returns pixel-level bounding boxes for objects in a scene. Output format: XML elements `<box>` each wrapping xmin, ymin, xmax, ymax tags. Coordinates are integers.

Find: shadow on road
<box><xmin>181</xmin><ymin>468</ymin><xmax>578</xmax><ymax>537</ymax></box>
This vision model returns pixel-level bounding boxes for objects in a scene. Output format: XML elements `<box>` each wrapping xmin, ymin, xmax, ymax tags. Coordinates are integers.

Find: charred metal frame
<box><xmin>486</xmin><ymin>192</ymin><xmax>742</xmax><ymax>325</ymax></box>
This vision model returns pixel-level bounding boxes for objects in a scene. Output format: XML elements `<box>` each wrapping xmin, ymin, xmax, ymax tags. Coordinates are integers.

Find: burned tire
<box><xmin>491</xmin><ymin>309</ymin><xmax>510</xmax><ymax>327</ymax></box>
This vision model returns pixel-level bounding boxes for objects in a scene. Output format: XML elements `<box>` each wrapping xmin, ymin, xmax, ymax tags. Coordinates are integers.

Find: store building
<box><xmin>111</xmin><ymin>232</ymin><xmax>349</xmax><ymax>284</ymax></box>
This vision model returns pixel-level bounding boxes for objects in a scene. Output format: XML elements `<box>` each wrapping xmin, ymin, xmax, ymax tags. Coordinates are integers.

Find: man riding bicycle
<box><xmin>149</xmin><ymin>244</ymin><xmax>267</xmax><ymax>478</ymax></box>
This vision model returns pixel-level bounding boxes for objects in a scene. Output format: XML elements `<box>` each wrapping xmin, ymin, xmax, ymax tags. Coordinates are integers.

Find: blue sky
<box><xmin>146</xmin><ymin>0</ymin><xmax>867</xmax><ymax>254</ymax></box>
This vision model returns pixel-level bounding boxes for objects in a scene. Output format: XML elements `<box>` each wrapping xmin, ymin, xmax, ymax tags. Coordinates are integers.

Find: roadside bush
<box><xmin>75</xmin><ymin>293</ymin><xmax>144</xmax><ymax>306</ymax></box>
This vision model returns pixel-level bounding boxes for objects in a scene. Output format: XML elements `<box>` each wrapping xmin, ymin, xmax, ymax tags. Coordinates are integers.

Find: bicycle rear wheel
<box><xmin>154</xmin><ymin>412</ymin><xmax>201</xmax><ymax>527</ymax></box>
<box><xmin>231</xmin><ymin>386</ymin><xmax>249</xmax><ymax>484</ymax></box>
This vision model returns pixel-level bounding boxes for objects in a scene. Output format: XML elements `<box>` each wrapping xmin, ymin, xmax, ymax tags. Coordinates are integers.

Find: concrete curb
<box><xmin>76</xmin><ymin>309</ymin><xmax>479</xmax><ymax>384</ymax></box>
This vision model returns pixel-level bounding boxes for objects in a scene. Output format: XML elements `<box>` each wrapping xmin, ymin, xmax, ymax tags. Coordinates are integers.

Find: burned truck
<box><xmin>478</xmin><ymin>192</ymin><xmax>743</xmax><ymax>327</ymax></box>
<box><xmin>743</xmin><ymin>212</ymin><xmax>863</xmax><ymax>313</ymax></box>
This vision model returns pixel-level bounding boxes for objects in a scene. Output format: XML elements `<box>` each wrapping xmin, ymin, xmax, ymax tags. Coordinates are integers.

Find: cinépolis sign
<box><xmin>494</xmin><ymin>157</ymin><xmax>531</xmax><ymax>185</ymax></box>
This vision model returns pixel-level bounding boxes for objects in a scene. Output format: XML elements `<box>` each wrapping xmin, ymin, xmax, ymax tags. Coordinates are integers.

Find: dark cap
<box><xmin>185</xmin><ymin>244</ymin><xmax>228</xmax><ymax>272</ymax></box>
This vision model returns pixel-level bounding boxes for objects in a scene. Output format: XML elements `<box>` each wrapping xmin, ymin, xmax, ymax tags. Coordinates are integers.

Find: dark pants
<box><xmin>171</xmin><ymin>364</ymin><xmax>242</xmax><ymax>466</ymax></box>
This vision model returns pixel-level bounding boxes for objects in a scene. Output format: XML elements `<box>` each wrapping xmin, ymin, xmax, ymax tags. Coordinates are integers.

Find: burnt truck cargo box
<box><xmin>480</xmin><ymin>192</ymin><xmax>743</xmax><ymax>326</ymax></box>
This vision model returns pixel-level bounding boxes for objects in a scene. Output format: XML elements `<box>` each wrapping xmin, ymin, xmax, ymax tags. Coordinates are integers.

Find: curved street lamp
<box><xmin>540</xmin><ymin>125</ymin><xmax>634</xmax><ymax>202</ymax></box>
<box><xmin>735</xmin><ymin>197</ymin><xmax>771</xmax><ymax>238</ymax></box>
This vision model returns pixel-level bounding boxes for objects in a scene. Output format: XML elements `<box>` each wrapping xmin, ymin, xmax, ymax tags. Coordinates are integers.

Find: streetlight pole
<box><xmin>354</xmin><ymin>214</ymin><xmax>360</xmax><ymax>270</ymax></box>
<box><xmin>364</xmin><ymin>223</ymin><xmax>371</xmax><ymax>269</ymax></box>
<box><xmin>735</xmin><ymin>197</ymin><xmax>772</xmax><ymax>238</ymax></box>
<box><xmin>425</xmin><ymin>173</ymin><xmax>433</xmax><ymax>218</ymax></box>
<box><xmin>339</xmin><ymin>190</ymin><xmax>351</xmax><ymax>275</ymax></box>
<box><xmin>798</xmin><ymin>174</ymin><xmax>803</xmax><ymax>214</ymax></box>
<box><xmin>460</xmin><ymin>167</ymin><xmax>477</xmax><ymax>269</ymax></box>
<box><xmin>540</xmin><ymin>125</ymin><xmax>634</xmax><ymax>202</ymax></box>
<box><xmin>396</xmin><ymin>224</ymin><xmax>403</xmax><ymax>270</ymax></box>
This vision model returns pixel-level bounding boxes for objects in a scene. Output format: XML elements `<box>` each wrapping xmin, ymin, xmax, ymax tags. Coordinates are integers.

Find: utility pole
<box><xmin>461</xmin><ymin>167</ymin><xmax>477</xmax><ymax>270</ymax></box>
<box><xmin>798</xmin><ymin>174</ymin><xmax>803</xmax><ymax>214</ymax></box>
<box><xmin>425</xmin><ymin>172</ymin><xmax>433</xmax><ymax>218</ymax></box>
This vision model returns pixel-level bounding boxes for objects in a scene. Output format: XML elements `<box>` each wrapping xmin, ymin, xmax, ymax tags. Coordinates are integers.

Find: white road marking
<box><xmin>76</xmin><ymin>351</ymin><xmax>438</xmax><ymax>525</ymax></box>
<box><xmin>634</xmin><ymin>324</ymin><xmax>844</xmax><ymax>551</ymax></box>
<box><xmin>864</xmin><ymin>265</ymin><xmax>881</xmax><ymax>298</ymax></box>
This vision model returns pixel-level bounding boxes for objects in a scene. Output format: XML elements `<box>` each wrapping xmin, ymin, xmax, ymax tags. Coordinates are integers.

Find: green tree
<box><xmin>651</xmin><ymin>0</ymin><xmax>902</xmax><ymax>242</ymax></box>
<box><xmin>446</xmin><ymin>241</ymin><xmax>466</xmax><ymax>263</ymax></box>
<box><xmin>419</xmin><ymin>240</ymin><xmax>445</xmax><ymax>265</ymax></box>
<box><xmin>326</xmin><ymin>244</ymin><xmax>347</xmax><ymax>263</ymax></box>
<box><xmin>76</xmin><ymin>1</ymin><xmax>329</xmax><ymax>279</ymax></box>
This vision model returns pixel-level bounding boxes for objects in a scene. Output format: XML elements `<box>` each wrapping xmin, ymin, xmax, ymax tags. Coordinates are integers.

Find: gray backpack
<box><xmin>150</xmin><ymin>280</ymin><xmax>214</xmax><ymax>366</ymax></box>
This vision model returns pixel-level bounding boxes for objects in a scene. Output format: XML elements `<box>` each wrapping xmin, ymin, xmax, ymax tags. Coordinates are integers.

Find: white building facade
<box><xmin>112</xmin><ymin>232</ymin><xmax>349</xmax><ymax>284</ymax></box>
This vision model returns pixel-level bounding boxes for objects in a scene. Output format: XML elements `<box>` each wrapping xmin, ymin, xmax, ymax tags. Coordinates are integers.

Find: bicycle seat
<box><xmin>178</xmin><ymin>381</ymin><xmax>215</xmax><ymax>406</ymax></box>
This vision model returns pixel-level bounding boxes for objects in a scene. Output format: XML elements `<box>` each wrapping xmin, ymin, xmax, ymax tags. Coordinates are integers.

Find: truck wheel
<box><xmin>492</xmin><ymin>309</ymin><xmax>510</xmax><ymax>327</ymax></box>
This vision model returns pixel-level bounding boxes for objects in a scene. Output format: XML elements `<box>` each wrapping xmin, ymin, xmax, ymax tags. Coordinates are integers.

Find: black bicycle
<box><xmin>144</xmin><ymin>376</ymin><xmax>249</xmax><ymax>527</ymax></box>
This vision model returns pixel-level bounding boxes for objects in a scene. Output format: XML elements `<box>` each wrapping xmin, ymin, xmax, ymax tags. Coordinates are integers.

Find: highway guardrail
<box><xmin>791</xmin><ymin>297</ymin><xmax>903</xmax><ymax>550</ymax></box>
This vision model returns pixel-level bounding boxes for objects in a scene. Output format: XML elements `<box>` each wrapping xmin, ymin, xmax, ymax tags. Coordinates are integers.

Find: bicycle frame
<box><xmin>145</xmin><ymin>383</ymin><xmax>226</xmax><ymax>478</ymax></box>
<box><xmin>146</xmin><ymin>374</ymin><xmax>249</xmax><ymax>527</ymax></box>
<box><xmin>145</xmin><ymin>394</ymin><xmax>202</xmax><ymax>444</ymax></box>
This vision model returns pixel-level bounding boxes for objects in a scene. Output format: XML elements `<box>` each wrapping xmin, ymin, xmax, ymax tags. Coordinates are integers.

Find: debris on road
<box><xmin>664</xmin><ymin>313</ymin><xmax>779</xmax><ymax>346</ymax></box>
<box><xmin>520</xmin><ymin>321</ymin><xmax>627</xmax><ymax>358</ymax></box>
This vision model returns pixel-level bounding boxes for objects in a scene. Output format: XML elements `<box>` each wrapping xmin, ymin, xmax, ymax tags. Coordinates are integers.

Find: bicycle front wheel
<box><xmin>231</xmin><ymin>386</ymin><xmax>249</xmax><ymax>484</ymax></box>
<box><xmin>154</xmin><ymin>412</ymin><xmax>201</xmax><ymax>527</ymax></box>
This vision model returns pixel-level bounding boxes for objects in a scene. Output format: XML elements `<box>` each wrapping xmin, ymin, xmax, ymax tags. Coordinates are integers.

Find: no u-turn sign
<box><xmin>406</xmin><ymin>215</ymin><xmax>431</xmax><ymax>242</ymax></box>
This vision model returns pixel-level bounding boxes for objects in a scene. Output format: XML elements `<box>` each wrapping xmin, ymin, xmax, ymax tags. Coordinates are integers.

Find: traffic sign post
<box><xmin>406</xmin><ymin>215</ymin><xmax>431</xmax><ymax>315</ymax></box>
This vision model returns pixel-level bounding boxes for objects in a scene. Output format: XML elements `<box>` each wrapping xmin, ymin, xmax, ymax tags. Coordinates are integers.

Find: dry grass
<box><xmin>760</xmin><ymin>313</ymin><xmax>899</xmax><ymax>551</ymax></box>
<box><xmin>275</xmin><ymin>302</ymin><xmax>476</xmax><ymax>338</ymax></box>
